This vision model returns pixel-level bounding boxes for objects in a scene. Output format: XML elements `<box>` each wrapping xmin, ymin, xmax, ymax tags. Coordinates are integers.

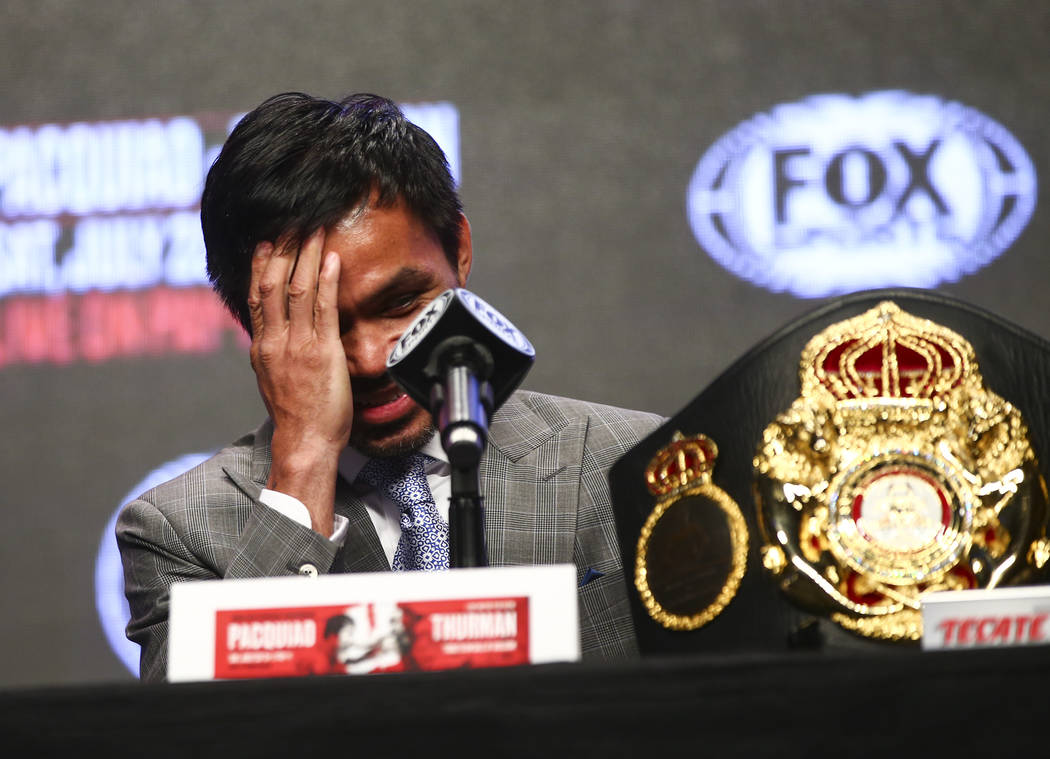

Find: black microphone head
<box><xmin>387</xmin><ymin>288</ymin><xmax>536</xmax><ymax>412</ymax></box>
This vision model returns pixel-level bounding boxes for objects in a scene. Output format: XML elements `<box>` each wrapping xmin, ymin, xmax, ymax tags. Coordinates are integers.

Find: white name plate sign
<box><xmin>921</xmin><ymin>585</ymin><xmax>1050</xmax><ymax>651</ymax></box>
<box><xmin>168</xmin><ymin>564</ymin><xmax>580</xmax><ymax>682</ymax></box>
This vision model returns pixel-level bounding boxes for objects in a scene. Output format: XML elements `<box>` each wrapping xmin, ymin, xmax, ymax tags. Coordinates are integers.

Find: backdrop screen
<box><xmin>2</xmin><ymin>0</ymin><xmax>1047</xmax><ymax>688</ymax></box>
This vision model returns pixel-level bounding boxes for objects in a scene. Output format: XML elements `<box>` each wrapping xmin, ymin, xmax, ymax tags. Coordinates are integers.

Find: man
<box><xmin>117</xmin><ymin>92</ymin><xmax>663</xmax><ymax>682</ymax></box>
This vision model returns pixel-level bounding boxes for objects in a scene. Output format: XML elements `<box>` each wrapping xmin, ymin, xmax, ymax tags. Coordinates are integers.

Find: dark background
<box><xmin>2</xmin><ymin>0</ymin><xmax>1048</xmax><ymax>689</ymax></box>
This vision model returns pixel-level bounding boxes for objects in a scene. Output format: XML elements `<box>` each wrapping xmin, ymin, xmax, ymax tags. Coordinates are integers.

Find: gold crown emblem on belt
<box><xmin>754</xmin><ymin>302</ymin><xmax>1050</xmax><ymax>641</ymax></box>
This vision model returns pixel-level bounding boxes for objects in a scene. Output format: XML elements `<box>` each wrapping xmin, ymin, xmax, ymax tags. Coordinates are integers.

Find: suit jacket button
<box><xmin>298</xmin><ymin>563</ymin><xmax>318</xmax><ymax>577</ymax></box>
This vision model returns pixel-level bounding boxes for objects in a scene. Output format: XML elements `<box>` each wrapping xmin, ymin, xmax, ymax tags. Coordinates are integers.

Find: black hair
<box><xmin>201</xmin><ymin>92</ymin><xmax>463</xmax><ymax>333</ymax></box>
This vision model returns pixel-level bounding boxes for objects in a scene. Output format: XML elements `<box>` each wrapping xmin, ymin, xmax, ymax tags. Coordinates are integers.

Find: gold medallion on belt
<box><xmin>635</xmin><ymin>433</ymin><xmax>748</xmax><ymax>630</ymax></box>
<box><xmin>754</xmin><ymin>302</ymin><xmax>1050</xmax><ymax>641</ymax></box>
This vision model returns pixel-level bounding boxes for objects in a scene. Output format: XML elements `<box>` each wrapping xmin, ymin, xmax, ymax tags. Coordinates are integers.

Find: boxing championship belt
<box><xmin>610</xmin><ymin>289</ymin><xmax>1050</xmax><ymax>654</ymax></box>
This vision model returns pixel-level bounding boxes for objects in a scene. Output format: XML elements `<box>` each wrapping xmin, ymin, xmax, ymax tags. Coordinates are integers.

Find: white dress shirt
<box><xmin>258</xmin><ymin>434</ymin><xmax>451</xmax><ymax>567</ymax></box>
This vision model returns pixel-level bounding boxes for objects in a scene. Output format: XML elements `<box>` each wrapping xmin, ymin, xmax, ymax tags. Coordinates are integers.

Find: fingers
<box><xmin>257</xmin><ymin>237</ymin><xmax>294</xmax><ymax>336</ymax></box>
<box><xmin>247</xmin><ymin>241</ymin><xmax>271</xmax><ymax>338</ymax></box>
<box><xmin>248</xmin><ymin>230</ymin><xmax>331</xmax><ymax>342</ymax></box>
<box><xmin>287</xmin><ymin>229</ymin><xmax>326</xmax><ymax>340</ymax></box>
<box><xmin>314</xmin><ymin>251</ymin><xmax>341</xmax><ymax>341</ymax></box>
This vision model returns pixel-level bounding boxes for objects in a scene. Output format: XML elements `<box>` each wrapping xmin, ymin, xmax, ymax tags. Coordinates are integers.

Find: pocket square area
<box><xmin>580</xmin><ymin>568</ymin><xmax>604</xmax><ymax>587</ymax></box>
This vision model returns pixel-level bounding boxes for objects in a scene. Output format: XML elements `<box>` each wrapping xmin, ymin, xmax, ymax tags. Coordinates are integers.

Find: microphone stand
<box><xmin>430</xmin><ymin>356</ymin><xmax>493</xmax><ymax>569</ymax></box>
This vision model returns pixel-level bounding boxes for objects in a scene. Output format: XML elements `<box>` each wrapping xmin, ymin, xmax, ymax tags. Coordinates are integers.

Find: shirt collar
<box><xmin>338</xmin><ymin>431</ymin><xmax>449</xmax><ymax>485</ymax></box>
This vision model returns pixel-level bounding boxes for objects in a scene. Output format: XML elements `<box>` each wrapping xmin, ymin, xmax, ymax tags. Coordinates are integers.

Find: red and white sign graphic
<box><xmin>922</xmin><ymin>585</ymin><xmax>1050</xmax><ymax>651</ymax></box>
<box><xmin>932</xmin><ymin>612</ymin><xmax>1047</xmax><ymax>647</ymax></box>
<box><xmin>214</xmin><ymin>597</ymin><xmax>529</xmax><ymax>679</ymax></box>
<box><xmin>168</xmin><ymin>565</ymin><xmax>578</xmax><ymax>681</ymax></box>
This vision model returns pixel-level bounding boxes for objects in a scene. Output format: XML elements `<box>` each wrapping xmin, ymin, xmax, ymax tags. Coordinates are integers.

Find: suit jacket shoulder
<box><xmin>115</xmin><ymin>420</ymin><xmax>343</xmax><ymax>681</ymax></box>
<box><xmin>483</xmin><ymin>390</ymin><xmax>664</xmax><ymax>661</ymax></box>
<box><xmin>491</xmin><ymin>390</ymin><xmax>664</xmax><ymax>448</ymax></box>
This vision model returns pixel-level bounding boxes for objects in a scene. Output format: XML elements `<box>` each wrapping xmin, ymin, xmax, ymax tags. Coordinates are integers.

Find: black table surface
<box><xmin>2</xmin><ymin>645</ymin><xmax>1046</xmax><ymax>757</ymax></box>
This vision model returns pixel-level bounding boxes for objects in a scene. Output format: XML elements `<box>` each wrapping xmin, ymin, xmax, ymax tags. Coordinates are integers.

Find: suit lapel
<box><xmin>480</xmin><ymin>393</ymin><xmax>585</xmax><ymax>567</ymax></box>
<box><xmin>333</xmin><ymin>475</ymin><xmax>389</xmax><ymax>573</ymax></box>
<box><xmin>250</xmin><ymin>419</ymin><xmax>388</xmax><ymax>574</ymax></box>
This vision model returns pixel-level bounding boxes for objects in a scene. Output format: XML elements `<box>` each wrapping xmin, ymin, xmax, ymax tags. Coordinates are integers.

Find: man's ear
<box><xmin>455</xmin><ymin>213</ymin><xmax>473</xmax><ymax>286</ymax></box>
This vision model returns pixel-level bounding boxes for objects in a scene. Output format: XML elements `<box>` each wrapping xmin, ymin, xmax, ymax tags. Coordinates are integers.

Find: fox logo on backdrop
<box><xmin>686</xmin><ymin>90</ymin><xmax>1037</xmax><ymax>298</ymax></box>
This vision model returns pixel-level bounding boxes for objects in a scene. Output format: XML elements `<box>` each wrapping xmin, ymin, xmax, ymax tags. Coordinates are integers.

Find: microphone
<box><xmin>386</xmin><ymin>288</ymin><xmax>535</xmax><ymax>469</ymax></box>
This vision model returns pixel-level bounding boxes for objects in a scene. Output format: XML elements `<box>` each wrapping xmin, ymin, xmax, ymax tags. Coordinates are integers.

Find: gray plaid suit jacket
<box><xmin>117</xmin><ymin>390</ymin><xmax>664</xmax><ymax>682</ymax></box>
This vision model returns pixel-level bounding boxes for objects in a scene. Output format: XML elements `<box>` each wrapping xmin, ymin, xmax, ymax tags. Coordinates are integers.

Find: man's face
<box><xmin>329</xmin><ymin>200</ymin><xmax>470</xmax><ymax>458</ymax></box>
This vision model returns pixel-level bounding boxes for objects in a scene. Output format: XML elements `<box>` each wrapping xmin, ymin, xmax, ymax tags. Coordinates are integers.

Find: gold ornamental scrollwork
<box><xmin>754</xmin><ymin>301</ymin><xmax>1050</xmax><ymax>641</ymax></box>
<box><xmin>636</xmin><ymin>432</ymin><xmax>748</xmax><ymax>631</ymax></box>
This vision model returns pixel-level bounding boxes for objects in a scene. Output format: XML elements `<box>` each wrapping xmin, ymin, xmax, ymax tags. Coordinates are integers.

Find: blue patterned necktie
<box><xmin>357</xmin><ymin>453</ymin><xmax>449</xmax><ymax>571</ymax></box>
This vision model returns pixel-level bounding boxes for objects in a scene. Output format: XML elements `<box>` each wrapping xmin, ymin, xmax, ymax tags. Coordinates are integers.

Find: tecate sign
<box><xmin>686</xmin><ymin>91</ymin><xmax>1037</xmax><ymax>297</ymax></box>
